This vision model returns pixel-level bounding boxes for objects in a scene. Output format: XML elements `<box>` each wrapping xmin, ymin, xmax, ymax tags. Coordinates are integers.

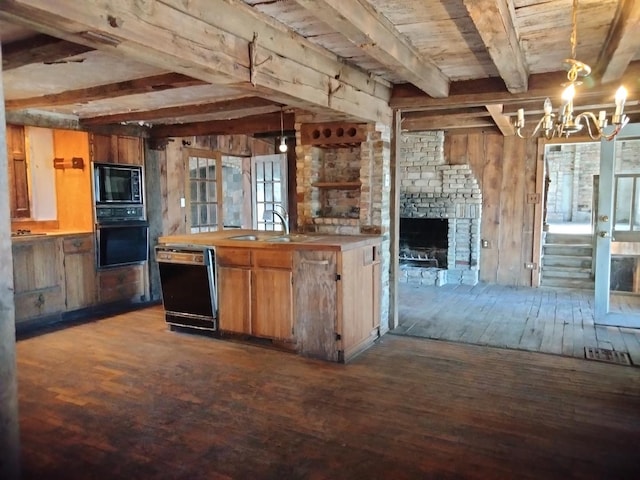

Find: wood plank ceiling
<box><xmin>1</xmin><ymin>0</ymin><xmax>639</xmax><ymax>138</ymax></box>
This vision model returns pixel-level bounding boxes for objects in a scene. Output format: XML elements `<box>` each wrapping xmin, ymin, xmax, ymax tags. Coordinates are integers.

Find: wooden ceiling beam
<box><xmin>485</xmin><ymin>104</ymin><xmax>515</xmax><ymax>136</ymax></box>
<box><xmin>291</xmin><ymin>0</ymin><xmax>449</xmax><ymax>98</ymax></box>
<box><xmin>149</xmin><ymin>112</ymin><xmax>295</xmax><ymax>138</ymax></box>
<box><xmin>5</xmin><ymin>73</ymin><xmax>208</xmax><ymax>110</ymax></box>
<box><xmin>80</xmin><ymin>97</ymin><xmax>280</xmax><ymax>126</ymax></box>
<box><xmin>1</xmin><ymin>33</ymin><xmax>94</xmax><ymax>70</ymax></box>
<box><xmin>596</xmin><ymin>0</ymin><xmax>640</xmax><ymax>84</ymax></box>
<box><xmin>0</xmin><ymin>0</ymin><xmax>392</xmax><ymax>123</ymax></box>
<box><xmin>391</xmin><ymin>61</ymin><xmax>640</xmax><ymax>112</ymax></box>
<box><xmin>401</xmin><ymin>113</ymin><xmax>494</xmax><ymax>132</ymax></box>
<box><xmin>463</xmin><ymin>0</ymin><xmax>528</xmax><ymax>94</ymax></box>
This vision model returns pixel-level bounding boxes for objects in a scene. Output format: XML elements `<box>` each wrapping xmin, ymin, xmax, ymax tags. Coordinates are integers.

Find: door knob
<box><xmin>599</xmin><ymin>215</ymin><xmax>609</xmax><ymax>222</ymax></box>
<box><xmin>598</xmin><ymin>231</ymin><xmax>610</xmax><ymax>238</ymax></box>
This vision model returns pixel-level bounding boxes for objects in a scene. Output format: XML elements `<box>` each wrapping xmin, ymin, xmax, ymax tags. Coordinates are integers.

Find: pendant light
<box><xmin>279</xmin><ymin>107</ymin><xmax>288</xmax><ymax>153</ymax></box>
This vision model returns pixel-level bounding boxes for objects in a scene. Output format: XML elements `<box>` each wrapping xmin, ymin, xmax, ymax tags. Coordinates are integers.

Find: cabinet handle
<box><xmin>35</xmin><ymin>294</ymin><xmax>45</xmax><ymax>308</ymax></box>
<box><xmin>72</xmin><ymin>240</ymin><xmax>83</xmax><ymax>248</ymax></box>
<box><xmin>300</xmin><ymin>259</ymin><xmax>329</xmax><ymax>265</ymax></box>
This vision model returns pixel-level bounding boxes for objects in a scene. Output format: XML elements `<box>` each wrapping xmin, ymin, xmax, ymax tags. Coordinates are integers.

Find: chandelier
<box><xmin>514</xmin><ymin>0</ymin><xmax>629</xmax><ymax>140</ymax></box>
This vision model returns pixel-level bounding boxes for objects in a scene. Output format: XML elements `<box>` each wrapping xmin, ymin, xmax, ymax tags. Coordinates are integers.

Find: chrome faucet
<box><xmin>263</xmin><ymin>205</ymin><xmax>289</xmax><ymax>234</ymax></box>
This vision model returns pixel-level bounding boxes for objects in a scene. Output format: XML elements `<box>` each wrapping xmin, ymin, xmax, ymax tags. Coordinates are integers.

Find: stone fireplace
<box><xmin>399</xmin><ymin>131</ymin><xmax>481</xmax><ymax>286</ymax></box>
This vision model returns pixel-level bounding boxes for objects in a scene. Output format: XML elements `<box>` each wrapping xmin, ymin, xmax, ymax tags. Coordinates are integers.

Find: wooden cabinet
<box><xmin>12</xmin><ymin>237</ymin><xmax>65</xmax><ymax>323</ymax></box>
<box><xmin>98</xmin><ymin>265</ymin><xmax>146</xmax><ymax>304</ymax></box>
<box><xmin>216</xmin><ymin>247</ymin><xmax>293</xmax><ymax>341</ymax></box>
<box><xmin>217</xmin><ymin>248</ymin><xmax>251</xmax><ymax>334</ymax></box>
<box><xmin>63</xmin><ymin>234</ymin><xmax>96</xmax><ymax>310</ymax></box>
<box><xmin>294</xmin><ymin>242</ymin><xmax>381</xmax><ymax>362</ymax></box>
<box><xmin>252</xmin><ymin>250</ymin><xmax>293</xmax><ymax>340</ymax></box>
<box><xmin>90</xmin><ymin>134</ymin><xmax>143</xmax><ymax>165</ymax></box>
<box><xmin>6</xmin><ymin>124</ymin><xmax>30</xmax><ymax>218</ymax></box>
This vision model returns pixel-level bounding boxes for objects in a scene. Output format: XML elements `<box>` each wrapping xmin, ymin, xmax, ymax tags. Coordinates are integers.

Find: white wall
<box><xmin>25</xmin><ymin>126</ymin><xmax>57</xmax><ymax>220</ymax></box>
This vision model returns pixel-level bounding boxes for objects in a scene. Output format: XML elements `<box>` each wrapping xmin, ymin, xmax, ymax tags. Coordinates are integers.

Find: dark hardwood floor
<box><xmin>17</xmin><ymin>306</ymin><xmax>640</xmax><ymax>479</ymax></box>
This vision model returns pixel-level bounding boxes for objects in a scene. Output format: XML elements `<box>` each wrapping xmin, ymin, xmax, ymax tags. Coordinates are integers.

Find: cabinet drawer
<box><xmin>254</xmin><ymin>249</ymin><xmax>292</xmax><ymax>269</ymax></box>
<box><xmin>98</xmin><ymin>265</ymin><xmax>144</xmax><ymax>303</ymax></box>
<box><xmin>63</xmin><ymin>235</ymin><xmax>94</xmax><ymax>254</ymax></box>
<box><xmin>216</xmin><ymin>248</ymin><xmax>252</xmax><ymax>267</ymax></box>
<box><xmin>14</xmin><ymin>286</ymin><xmax>65</xmax><ymax>321</ymax></box>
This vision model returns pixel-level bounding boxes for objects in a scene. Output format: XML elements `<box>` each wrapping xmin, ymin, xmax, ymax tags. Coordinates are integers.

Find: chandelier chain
<box><xmin>570</xmin><ymin>0</ymin><xmax>578</xmax><ymax>61</ymax></box>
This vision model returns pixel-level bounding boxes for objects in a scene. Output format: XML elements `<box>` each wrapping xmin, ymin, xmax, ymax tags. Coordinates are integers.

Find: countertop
<box><xmin>10</xmin><ymin>230</ymin><xmax>93</xmax><ymax>242</ymax></box>
<box><xmin>158</xmin><ymin>229</ymin><xmax>382</xmax><ymax>251</ymax></box>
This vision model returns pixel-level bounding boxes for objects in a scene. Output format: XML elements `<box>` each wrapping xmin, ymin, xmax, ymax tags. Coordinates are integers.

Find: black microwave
<box><xmin>93</xmin><ymin>162</ymin><xmax>143</xmax><ymax>204</ymax></box>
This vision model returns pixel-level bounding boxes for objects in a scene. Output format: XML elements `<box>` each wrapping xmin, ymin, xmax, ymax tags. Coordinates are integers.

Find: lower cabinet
<box><xmin>294</xmin><ymin>243</ymin><xmax>381</xmax><ymax>362</ymax></box>
<box><xmin>217</xmin><ymin>247</ymin><xmax>293</xmax><ymax>341</ymax></box>
<box><xmin>98</xmin><ymin>264</ymin><xmax>145</xmax><ymax>304</ymax></box>
<box><xmin>216</xmin><ymin>241</ymin><xmax>381</xmax><ymax>362</ymax></box>
<box><xmin>12</xmin><ymin>233</ymin><xmax>148</xmax><ymax>326</ymax></box>
<box><xmin>12</xmin><ymin>237</ymin><xmax>65</xmax><ymax>323</ymax></box>
<box><xmin>63</xmin><ymin>234</ymin><xmax>96</xmax><ymax>310</ymax></box>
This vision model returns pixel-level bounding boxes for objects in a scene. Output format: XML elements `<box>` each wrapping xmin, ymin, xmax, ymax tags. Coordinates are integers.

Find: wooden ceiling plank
<box><xmin>150</xmin><ymin>112</ymin><xmax>295</xmax><ymax>138</ymax></box>
<box><xmin>1</xmin><ymin>0</ymin><xmax>391</xmax><ymax>124</ymax></box>
<box><xmin>291</xmin><ymin>0</ymin><xmax>449</xmax><ymax>98</ymax></box>
<box><xmin>1</xmin><ymin>33</ymin><xmax>94</xmax><ymax>70</ymax></box>
<box><xmin>485</xmin><ymin>104</ymin><xmax>515</xmax><ymax>136</ymax></box>
<box><xmin>597</xmin><ymin>0</ymin><xmax>640</xmax><ymax>84</ymax></box>
<box><xmin>79</xmin><ymin>97</ymin><xmax>279</xmax><ymax>126</ymax></box>
<box><xmin>463</xmin><ymin>0</ymin><xmax>529</xmax><ymax>94</ymax></box>
<box><xmin>4</xmin><ymin>73</ymin><xmax>208</xmax><ymax>110</ymax></box>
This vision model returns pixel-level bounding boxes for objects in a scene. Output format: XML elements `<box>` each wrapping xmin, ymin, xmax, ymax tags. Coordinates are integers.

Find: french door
<box><xmin>594</xmin><ymin>123</ymin><xmax>640</xmax><ymax>326</ymax></box>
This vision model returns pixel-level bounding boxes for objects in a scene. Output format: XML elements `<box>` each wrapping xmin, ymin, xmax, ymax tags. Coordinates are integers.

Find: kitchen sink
<box><xmin>228</xmin><ymin>234</ymin><xmax>259</xmax><ymax>241</ymax></box>
<box><xmin>265</xmin><ymin>234</ymin><xmax>312</xmax><ymax>243</ymax></box>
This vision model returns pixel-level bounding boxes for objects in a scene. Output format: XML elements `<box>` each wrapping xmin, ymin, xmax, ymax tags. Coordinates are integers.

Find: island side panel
<box><xmin>293</xmin><ymin>250</ymin><xmax>338</xmax><ymax>361</ymax></box>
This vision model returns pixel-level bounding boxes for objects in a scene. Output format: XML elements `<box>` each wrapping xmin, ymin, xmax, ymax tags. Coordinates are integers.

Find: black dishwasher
<box><xmin>156</xmin><ymin>246</ymin><xmax>217</xmax><ymax>331</ymax></box>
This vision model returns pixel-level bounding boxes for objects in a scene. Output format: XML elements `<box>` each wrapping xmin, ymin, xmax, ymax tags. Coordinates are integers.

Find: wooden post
<box><xmin>0</xmin><ymin>43</ymin><xmax>21</xmax><ymax>480</ymax></box>
<box><xmin>388</xmin><ymin>110</ymin><xmax>401</xmax><ymax>330</ymax></box>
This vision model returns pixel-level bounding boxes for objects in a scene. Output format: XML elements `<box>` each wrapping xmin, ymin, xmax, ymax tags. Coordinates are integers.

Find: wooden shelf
<box><xmin>313</xmin><ymin>181</ymin><xmax>361</xmax><ymax>189</ymax></box>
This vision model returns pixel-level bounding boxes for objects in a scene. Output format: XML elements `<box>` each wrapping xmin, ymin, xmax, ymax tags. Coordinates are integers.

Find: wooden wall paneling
<box><xmin>447</xmin><ymin>134</ymin><xmax>469</xmax><ymax>165</ymax></box>
<box><xmin>479</xmin><ymin>134</ymin><xmax>505</xmax><ymax>283</ymax></box>
<box><xmin>497</xmin><ymin>136</ymin><xmax>527</xmax><ymax>286</ymax></box>
<box><xmin>520</xmin><ymin>139</ymin><xmax>540</xmax><ymax>287</ymax></box>
<box><xmin>165</xmin><ymin>141</ymin><xmax>186</xmax><ymax>235</ymax></box>
<box><xmin>531</xmin><ymin>139</ymin><xmax>546</xmax><ymax>287</ymax></box>
<box><xmin>52</xmin><ymin>129</ymin><xmax>93</xmax><ymax>232</ymax></box>
<box><xmin>144</xmin><ymin>143</ymin><xmax>163</xmax><ymax>301</ymax></box>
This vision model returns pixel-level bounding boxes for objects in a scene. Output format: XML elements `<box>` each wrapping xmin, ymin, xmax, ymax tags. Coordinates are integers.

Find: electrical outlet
<box><xmin>527</xmin><ymin>193</ymin><xmax>541</xmax><ymax>204</ymax></box>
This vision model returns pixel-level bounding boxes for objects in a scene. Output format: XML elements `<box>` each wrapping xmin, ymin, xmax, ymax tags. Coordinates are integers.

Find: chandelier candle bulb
<box><xmin>517</xmin><ymin>108</ymin><xmax>525</xmax><ymax>126</ymax></box>
<box><xmin>614</xmin><ymin>86</ymin><xmax>627</xmax><ymax>117</ymax></box>
<box><xmin>543</xmin><ymin>98</ymin><xmax>553</xmax><ymax>115</ymax></box>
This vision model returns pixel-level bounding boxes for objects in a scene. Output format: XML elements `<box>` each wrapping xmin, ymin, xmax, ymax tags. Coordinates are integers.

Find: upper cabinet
<box><xmin>90</xmin><ymin>133</ymin><xmax>143</xmax><ymax>165</ymax></box>
<box><xmin>6</xmin><ymin>124</ymin><xmax>30</xmax><ymax>218</ymax></box>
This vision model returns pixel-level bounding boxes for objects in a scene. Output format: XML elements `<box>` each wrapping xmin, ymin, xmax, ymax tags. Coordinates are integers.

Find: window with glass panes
<box><xmin>187</xmin><ymin>151</ymin><xmax>221</xmax><ymax>233</ymax></box>
<box><xmin>252</xmin><ymin>154</ymin><xmax>288</xmax><ymax>231</ymax></box>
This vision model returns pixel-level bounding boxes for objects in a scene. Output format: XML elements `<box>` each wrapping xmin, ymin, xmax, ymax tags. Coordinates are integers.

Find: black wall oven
<box><xmin>96</xmin><ymin>221</ymin><xmax>149</xmax><ymax>269</ymax></box>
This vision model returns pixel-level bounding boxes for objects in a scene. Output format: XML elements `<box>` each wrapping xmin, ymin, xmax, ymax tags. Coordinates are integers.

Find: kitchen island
<box><xmin>157</xmin><ymin>230</ymin><xmax>382</xmax><ymax>362</ymax></box>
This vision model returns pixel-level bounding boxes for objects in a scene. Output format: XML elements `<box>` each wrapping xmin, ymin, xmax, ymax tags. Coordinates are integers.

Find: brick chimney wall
<box><xmin>399</xmin><ymin>132</ymin><xmax>481</xmax><ymax>286</ymax></box>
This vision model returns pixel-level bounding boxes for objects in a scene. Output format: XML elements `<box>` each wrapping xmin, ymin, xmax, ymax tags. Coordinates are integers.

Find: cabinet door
<box><xmin>252</xmin><ymin>268</ymin><xmax>293</xmax><ymax>340</ymax></box>
<box><xmin>6</xmin><ymin>124</ymin><xmax>30</xmax><ymax>218</ymax></box>
<box><xmin>12</xmin><ymin>238</ymin><xmax>65</xmax><ymax>322</ymax></box>
<box><xmin>63</xmin><ymin>235</ymin><xmax>97</xmax><ymax>310</ymax></box>
<box><xmin>90</xmin><ymin>133</ymin><xmax>115</xmax><ymax>163</ymax></box>
<box><xmin>217</xmin><ymin>265</ymin><xmax>251</xmax><ymax>334</ymax></box>
<box><xmin>293</xmin><ymin>250</ymin><xmax>338</xmax><ymax>360</ymax></box>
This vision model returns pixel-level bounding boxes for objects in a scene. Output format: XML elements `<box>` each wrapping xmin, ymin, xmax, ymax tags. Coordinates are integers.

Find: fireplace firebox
<box><xmin>399</xmin><ymin>218</ymin><xmax>448</xmax><ymax>268</ymax></box>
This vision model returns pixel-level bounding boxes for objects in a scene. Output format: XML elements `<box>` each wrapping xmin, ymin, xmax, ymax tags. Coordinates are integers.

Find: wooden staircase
<box><xmin>541</xmin><ymin>232</ymin><xmax>595</xmax><ymax>289</ymax></box>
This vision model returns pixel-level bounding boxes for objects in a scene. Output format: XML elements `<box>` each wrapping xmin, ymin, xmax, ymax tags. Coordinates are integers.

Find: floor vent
<box><xmin>584</xmin><ymin>347</ymin><xmax>632</xmax><ymax>366</ymax></box>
